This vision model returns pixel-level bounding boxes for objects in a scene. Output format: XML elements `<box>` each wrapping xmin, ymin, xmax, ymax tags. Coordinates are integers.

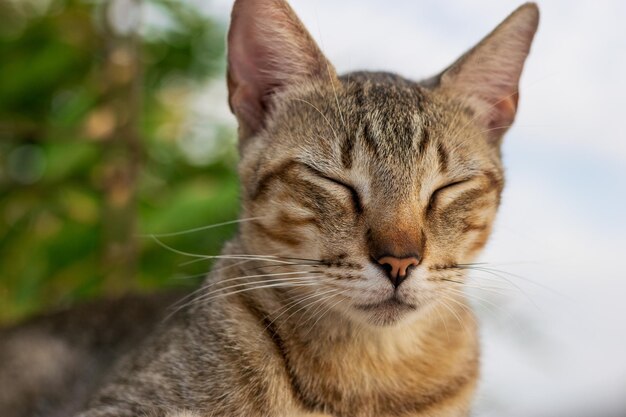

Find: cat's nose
<box><xmin>376</xmin><ymin>255</ymin><xmax>420</xmax><ymax>288</ymax></box>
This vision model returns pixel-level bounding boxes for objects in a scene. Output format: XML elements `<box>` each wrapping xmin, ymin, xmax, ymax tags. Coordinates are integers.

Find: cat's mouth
<box><xmin>355</xmin><ymin>297</ymin><xmax>417</xmax><ymax>312</ymax></box>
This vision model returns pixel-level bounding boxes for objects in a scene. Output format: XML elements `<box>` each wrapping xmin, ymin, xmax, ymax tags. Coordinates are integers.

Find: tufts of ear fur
<box><xmin>227</xmin><ymin>0</ymin><xmax>336</xmax><ymax>140</ymax></box>
<box><xmin>434</xmin><ymin>3</ymin><xmax>539</xmax><ymax>142</ymax></box>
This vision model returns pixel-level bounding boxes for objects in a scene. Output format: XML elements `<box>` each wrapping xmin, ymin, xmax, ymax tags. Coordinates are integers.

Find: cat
<box><xmin>0</xmin><ymin>0</ymin><xmax>539</xmax><ymax>416</ymax></box>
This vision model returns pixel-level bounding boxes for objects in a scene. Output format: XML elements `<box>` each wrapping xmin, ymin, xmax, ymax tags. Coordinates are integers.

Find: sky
<box><xmin>194</xmin><ymin>1</ymin><xmax>626</xmax><ymax>415</ymax></box>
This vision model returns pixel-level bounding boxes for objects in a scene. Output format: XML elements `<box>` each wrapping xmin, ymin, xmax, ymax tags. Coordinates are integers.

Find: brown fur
<box><xmin>0</xmin><ymin>1</ymin><xmax>539</xmax><ymax>416</ymax></box>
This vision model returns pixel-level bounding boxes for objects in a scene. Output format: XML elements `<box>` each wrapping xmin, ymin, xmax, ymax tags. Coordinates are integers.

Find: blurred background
<box><xmin>1</xmin><ymin>0</ymin><xmax>625</xmax><ymax>416</ymax></box>
<box><xmin>0</xmin><ymin>0</ymin><xmax>240</xmax><ymax>323</ymax></box>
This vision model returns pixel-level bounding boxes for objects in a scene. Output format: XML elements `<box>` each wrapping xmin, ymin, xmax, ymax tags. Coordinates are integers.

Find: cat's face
<box><xmin>228</xmin><ymin>0</ymin><xmax>537</xmax><ymax>326</ymax></box>
<box><xmin>239</xmin><ymin>75</ymin><xmax>503</xmax><ymax>325</ymax></box>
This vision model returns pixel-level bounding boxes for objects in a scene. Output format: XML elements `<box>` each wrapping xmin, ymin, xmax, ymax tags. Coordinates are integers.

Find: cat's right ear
<box><xmin>227</xmin><ymin>0</ymin><xmax>335</xmax><ymax>140</ymax></box>
<box><xmin>429</xmin><ymin>3</ymin><xmax>539</xmax><ymax>143</ymax></box>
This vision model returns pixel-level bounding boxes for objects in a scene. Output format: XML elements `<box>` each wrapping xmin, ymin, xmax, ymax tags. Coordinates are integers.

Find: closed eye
<box><xmin>302</xmin><ymin>164</ymin><xmax>363</xmax><ymax>214</ymax></box>
<box><xmin>428</xmin><ymin>179</ymin><xmax>470</xmax><ymax>210</ymax></box>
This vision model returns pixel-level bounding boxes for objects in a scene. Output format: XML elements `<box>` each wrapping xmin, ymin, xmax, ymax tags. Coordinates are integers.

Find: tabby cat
<box><xmin>0</xmin><ymin>0</ymin><xmax>539</xmax><ymax>416</ymax></box>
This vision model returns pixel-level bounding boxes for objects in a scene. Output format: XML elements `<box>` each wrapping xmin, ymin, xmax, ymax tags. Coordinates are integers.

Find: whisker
<box><xmin>245</xmin><ymin>263</ymin><xmax>323</xmax><ymax>273</ymax></box>
<box><xmin>188</xmin><ymin>276</ymin><xmax>319</xmax><ymax>303</ymax></box>
<box><xmin>444</xmin><ymin>287</ymin><xmax>525</xmax><ymax>334</ymax></box>
<box><xmin>191</xmin><ymin>275</ymin><xmax>322</xmax><ymax>306</ymax></box>
<box><xmin>429</xmin><ymin>301</ymin><xmax>451</xmax><ymax>342</ymax></box>
<box><xmin>450</xmin><ymin>88</ymin><xmax>524</xmax><ymax>139</ymax></box>
<box><xmin>150</xmin><ymin>236</ymin><xmax>302</xmax><ymax>265</ymax></box>
<box><xmin>463</xmin><ymin>123</ymin><xmax>545</xmax><ymax>143</ymax></box>
<box><xmin>441</xmin><ymin>102</ymin><xmax>468</xmax><ymax>144</ymax></box>
<box><xmin>302</xmin><ymin>292</ymin><xmax>347</xmax><ymax>337</ymax></box>
<box><xmin>328</xmin><ymin>70</ymin><xmax>347</xmax><ymax>134</ymax></box>
<box><xmin>138</xmin><ymin>217</ymin><xmax>265</xmax><ymax>238</ymax></box>
<box><xmin>178</xmin><ymin>257</ymin><xmax>215</xmax><ymax>267</ymax></box>
<box><xmin>188</xmin><ymin>281</ymin><xmax>323</xmax><ymax>308</ymax></box>
<box><xmin>165</xmin><ymin>272</ymin><xmax>321</xmax><ymax>321</ymax></box>
<box><xmin>180</xmin><ymin>258</ymin><xmax>321</xmax><ymax>269</ymax></box>
<box><xmin>459</xmin><ymin>264</ymin><xmax>563</xmax><ymax>297</ymax></box>
<box><xmin>272</xmin><ymin>255</ymin><xmax>325</xmax><ymax>264</ymax></box>
<box><xmin>445</xmin><ymin>73</ymin><xmax>555</xmax><ymax>143</ymax></box>
<box><xmin>436</xmin><ymin>296</ymin><xmax>468</xmax><ymax>333</ymax></box>
<box><xmin>432</xmin><ymin>277</ymin><xmax>511</xmax><ymax>297</ymax></box>
<box><xmin>445</xmin><ymin>265</ymin><xmax>541</xmax><ymax>310</ymax></box>
<box><xmin>167</xmin><ymin>280</ymin><xmax>327</xmax><ymax>320</ymax></box>
<box><xmin>301</xmin><ymin>293</ymin><xmax>336</xmax><ymax>328</ymax></box>
<box><xmin>210</xmin><ymin>258</ymin><xmax>257</xmax><ymax>274</ymax></box>
<box><xmin>191</xmin><ymin>271</ymin><xmax>323</xmax><ymax>301</ymax></box>
<box><xmin>315</xmin><ymin>18</ymin><xmax>349</xmax><ymax>137</ymax></box>
<box><xmin>268</xmin><ymin>288</ymin><xmax>342</xmax><ymax>333</ymax></box>
<box><xmin>293</xmin><ymin>98</ymin><xmax>340</xmax><ymax>142</ymax></box>
<box><xmin>445</xmin><ymin>287</ymin><xmax>507</xmax><ymax>315</ymax></box>
<box><xmin>463</xmin><ymin>259</ymin><xmax>556</xmax><ymax>267</ymax></box>
<box><xmin>272</xmin><ymin>287</ymin><xmax>339</xmax><ymax>318</ymax></box>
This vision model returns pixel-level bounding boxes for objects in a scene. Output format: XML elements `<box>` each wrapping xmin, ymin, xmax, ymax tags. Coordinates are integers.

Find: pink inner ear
<box><xmin>229</xmin><ymin>20</ymin><xmax>273</xmax><ymax>93</ymax></box>
<box><xmin>489</xmin><ymin>93</ymin><xmax>518</xmax><ymax>131</ymax></box>
<box><xmin>437</xmin><ymin>4</ymin><xmax>538</xmax><ymax>141</ymax></box>
<box><xmin>228</xmin><ymin>28</ymin><xmax>297</xmax><ymax>137</ymax></box>
<box><xmin>229</xmin><ymin>81</ymin><xmax>265</xmax><ymax>137</ymax></box>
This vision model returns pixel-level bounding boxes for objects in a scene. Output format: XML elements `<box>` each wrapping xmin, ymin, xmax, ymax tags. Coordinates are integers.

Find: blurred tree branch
<box><xmin>99</xmin><ymin>0</ymin><xmax>143</xmax><ymax>293</ymax></box>
<box><xmin>0</xmin><ymin>0</ymin><xmax>235</xmax><ymax>324</ymax></box>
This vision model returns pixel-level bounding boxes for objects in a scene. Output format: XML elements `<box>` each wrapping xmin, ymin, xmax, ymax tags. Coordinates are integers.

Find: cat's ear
<box><xmin>227</xmin><ymin>0</ymin><xmax>336</xmax><ymax>140</ymax></box>
<box><xmin>432</xmin><ymin>3</ymin><xmax>539</xmax><ymax>142</ymax></box>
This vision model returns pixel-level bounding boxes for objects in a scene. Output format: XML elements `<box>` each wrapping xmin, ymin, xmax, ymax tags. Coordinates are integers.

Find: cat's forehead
<box><xmin>279</xmin><ymin>72</ymin><xmax>445</xmax><ymax>159</ymax></box>
<box><xmin>306</xmin><ymin>73</ymin><xmax>474</xmax><ymax>169</ymax></box>
<box><xmin>340</xmin><ymin>72</ymin><xmax>436</xmax><ymax>159</ymax></box>
<box><xmin>264</xmin><ymin>71</ymin><xmax>490</xmax><ymax>194</ymax></box>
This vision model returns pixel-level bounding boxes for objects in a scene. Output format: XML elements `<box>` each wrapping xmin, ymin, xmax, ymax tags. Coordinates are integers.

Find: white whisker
<box><xmin>139</xmin><ymin>217</ymin><xmax>265</xmax><ymax>238</ymax></box>
<box><xmin>188</xmin><ymin>281</ymin><xmax>322</xmax><ymax>308</ymax></box>
<box><xmin>437</xmin><ymin>296</ymin><xmax>467</xmax><ymax>330</ymax></box>
<box><xmin>185</xmin><ymin>272</ymin><xmax>326</xmax><ymax>308</ymax></box>
<box><xmin>293</xmin><ymin>98</ymin><xmax>340</xmax><ymax>142</ymax></box>
<box><xmin>269</xmin><ymin>288</ymin><xmax>342</xmax><ymax>332</ymax></box>
<box><xmin>150</xmin><ymin>236</ymin><xmax>300</xmax><ymax>264</ymax></box>
<box><xmin>302</xmin><ymin>292</ymin><xmax>347</xmax><ymax>337</ymax></box>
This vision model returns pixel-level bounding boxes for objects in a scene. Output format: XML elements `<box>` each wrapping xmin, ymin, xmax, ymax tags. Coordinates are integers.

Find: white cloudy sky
<box><xmin>193</xmin><ymin>1</ymin><xmax>626</xmax><ymax>415</ymax></box>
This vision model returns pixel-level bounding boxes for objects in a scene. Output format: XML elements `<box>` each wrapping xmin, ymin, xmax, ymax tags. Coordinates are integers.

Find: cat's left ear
<box><xmin>430</xmin><ymin>3</ymin><xmax>539</xmax><ymax>142</ymax></box>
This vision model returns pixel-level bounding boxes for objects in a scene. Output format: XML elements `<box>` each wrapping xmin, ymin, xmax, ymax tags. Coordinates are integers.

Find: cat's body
<box><xmin>0</xmin><ymin>1</ymin><xmax>539</xmax><ymax>416</ymax></box>
<box><xmin>75</xmin><ymin>241</ymin><xmax>478</xmax><ymax>417</ymax></box>
<box><xmin>0</xmin><ymin>293</ymin><xmax>183</xmax><ymax>417</ymax></box>
<box><xmin>1</xmin><ymin>240</ymin><xmax>477</xmax><ymax>417</ymax></box>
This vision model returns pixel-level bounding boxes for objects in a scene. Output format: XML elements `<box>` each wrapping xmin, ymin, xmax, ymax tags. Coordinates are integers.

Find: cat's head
<box><xmin>228</xmin><ymin>0</ymin><xmax>538</xmax><ymax>326</ymax></box>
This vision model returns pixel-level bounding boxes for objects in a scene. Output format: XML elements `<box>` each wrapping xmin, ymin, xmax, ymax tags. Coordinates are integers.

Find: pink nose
<box><xmin>377</xmin><ymin>256</ymin><xmax>420</xmax><ymax>288</ymax></box>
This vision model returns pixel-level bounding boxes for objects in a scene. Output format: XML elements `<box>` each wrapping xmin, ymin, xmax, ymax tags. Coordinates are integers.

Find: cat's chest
<box><xmin>282</xmin><ymin>326</ymin><xmax>477</xmax><ymax>417</ymax></box>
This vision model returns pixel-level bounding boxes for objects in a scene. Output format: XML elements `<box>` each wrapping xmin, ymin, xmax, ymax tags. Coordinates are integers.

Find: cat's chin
<box><xmin>352</xmin><ymin>297</ymin><xmax>422</xmax><ymax>327</ymax></box>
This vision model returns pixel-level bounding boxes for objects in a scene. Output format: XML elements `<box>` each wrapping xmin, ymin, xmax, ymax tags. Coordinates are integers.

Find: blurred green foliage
<box><xmin>0</xmin><ymin>0</ymin><xmax>239</xmax><ymax>324</ymax></box>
